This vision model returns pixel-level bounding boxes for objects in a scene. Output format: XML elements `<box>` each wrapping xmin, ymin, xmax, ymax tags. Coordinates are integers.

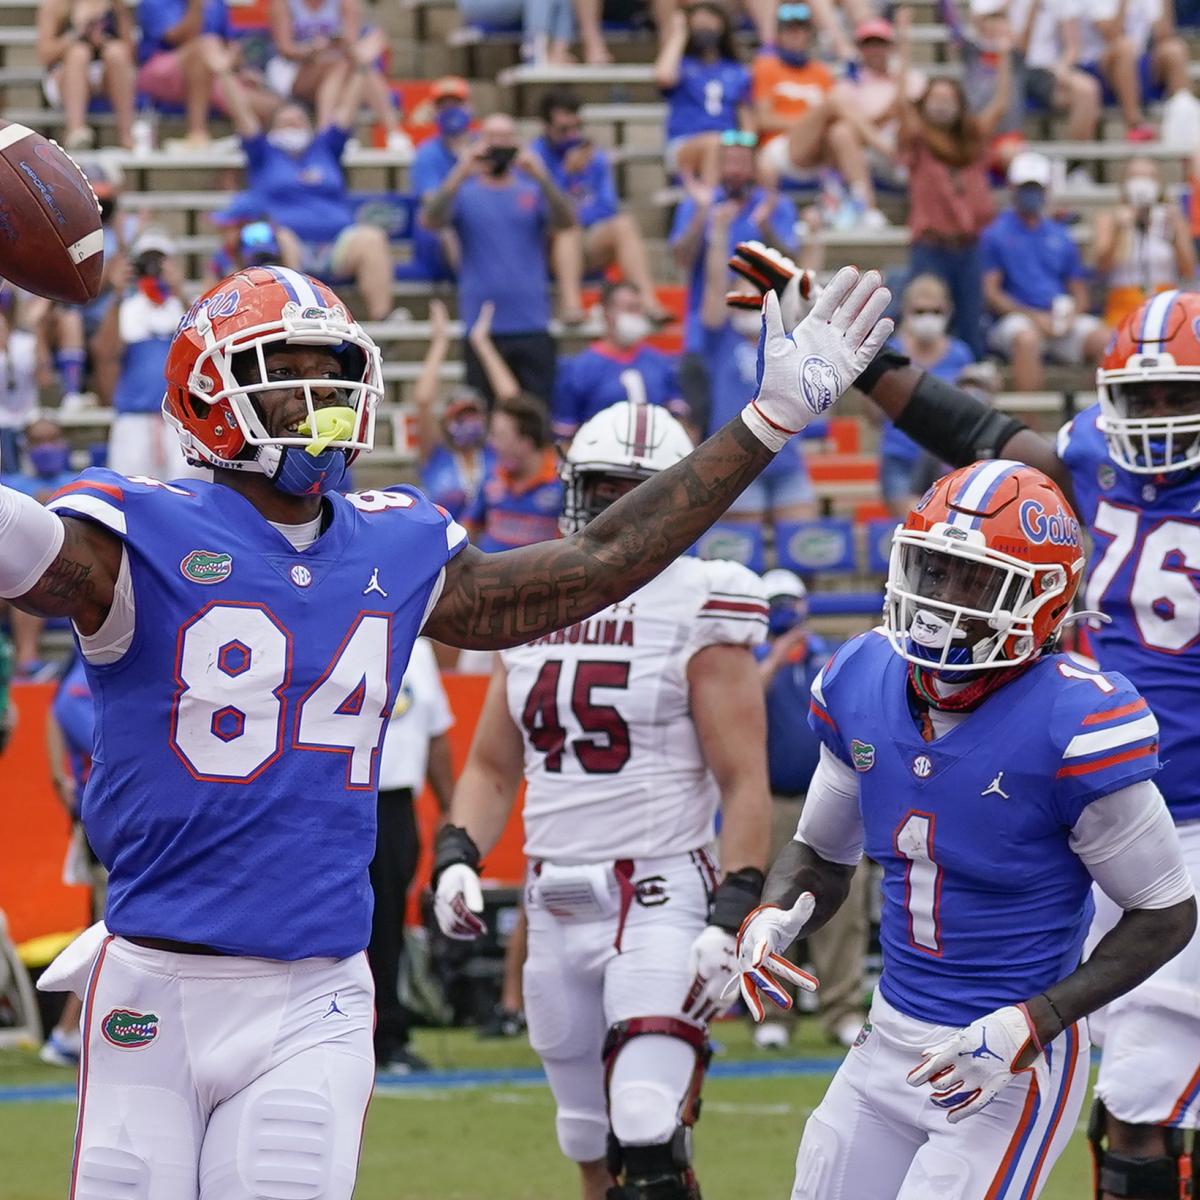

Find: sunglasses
<box><xmin>720</xmin><ymin>129</ymin><xmax>759</xmax><ymax>148</ymax></box>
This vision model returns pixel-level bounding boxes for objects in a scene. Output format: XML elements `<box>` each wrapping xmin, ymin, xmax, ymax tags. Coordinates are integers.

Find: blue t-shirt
<box><xmin>412</xmin><ymin>136</ymin><xmax>459</xmax><ymax>198</ymax></box>
<box><xmin>531</xmin><ymin>137</ymin><xmax>620</xmax><ymax>229</ymax></box>
<box><xmin>810</xmin><ymin>630</ymin><xmax>1158</xmax><ymax>1026</ymax></box>
<box><xmin>419</xmin><ymin>444</ymin><xmax>495</xmax><ymax>524</ymax></box>
<box><xmin>670</xmin><ymin>187</ymin><xmax>798</xmax><ymax>354</ymax></box>
<box><xmin>240</xmin><ymin>129</ymin><xmax>354</xmax><ymax>245</ymax></box>
<box><xmin>138</xmin><ymin>0</ymin><xmax>229</xmax><ymax>62</ymax></box>
<box><xmin>664</xmin><ymin>57</ymin><xmax>752</xmax><ymax>141</ymax></box>
<box><xmin>1058</xmin><ymin>401</ymin><xmax>1200</xmax><ymax>822</ymax></box>
<box><xmin>47</xmin><ymin>470</ymin><xmax>467</xmax><ymax>960</ymax></box>
<box><xmin>552</xmin><ymin>343</ymin><xmax>681</xmax><ymax>438</ymax></box>
<box><xmin>452</xmin><ymin>175</ymin><xmax>551</xmax><ymax>334</ymax></box>
<box><xmin>879</xmin><ymin>337</ymin><xmax>976</xmax><ymax>463</ymax></box>
<box><xmin>754</xmin><ymin>632</ymin><xmax>829</xmax><ymax>795</ymax></box>
<box><xmin>979</xmin><ymin>209</ymin><xmax>1086</xmax><ymax>312</ymax></box>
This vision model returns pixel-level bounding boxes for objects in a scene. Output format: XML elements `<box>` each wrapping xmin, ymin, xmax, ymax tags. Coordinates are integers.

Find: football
<box><xmin>0</xmin><ymin>121</ymin><xmax>104</xmax><ymax>304</ymax></box>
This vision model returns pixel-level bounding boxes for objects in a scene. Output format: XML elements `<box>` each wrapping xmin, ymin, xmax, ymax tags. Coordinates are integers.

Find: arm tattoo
<box><xmin>14</xmin><ymin>516</ymin><xmax>118</xmax><ymax>627</ymax></box>
<box><xmin>39</xmin><ymin>555</ymin><xmax>94</xmax><ymax>605</ymax></box>
<box><xmin>425</xmin><ymin>416</ymin><xmax>774</xmax><ymax>649</ymax></box>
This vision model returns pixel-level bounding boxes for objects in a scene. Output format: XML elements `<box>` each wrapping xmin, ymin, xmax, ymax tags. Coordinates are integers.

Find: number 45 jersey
<box><xmin>808</xmin><ymin>630</ymin><xmax>1160</xmax><ymax>1028</ymax></box>
<box><xmin>48</xmin><ymin>469</ymin><xmax>466</xmax><ymax>960</ymax></box>
<box><xmin>1059</xmin><ymin>404</ymin><xmax>1200</xmax><ymax>822</ymax></box>
<box><xmin>500</xmin><ymin>556</ymin><xmax>768</xmax><ymax>863</ymax></box>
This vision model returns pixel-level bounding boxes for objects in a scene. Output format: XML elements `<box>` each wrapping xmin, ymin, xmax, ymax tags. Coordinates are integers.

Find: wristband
<box><xmin>432</xmin><ymin>823</ymin><xmax>481</xmax><ymax>888</ymax></box>
<box><xmin>709</xmin><ymin>866</ymin><xmax>766</xmax><ymax>934</ymax></box>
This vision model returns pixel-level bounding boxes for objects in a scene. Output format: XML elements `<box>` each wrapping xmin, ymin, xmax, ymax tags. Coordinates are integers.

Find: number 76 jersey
<box><xmin>500</xmin><ymin>556</ymin><xmax>768</xmax><ymax>863</ymax></box>
<box><xmin>1059</xmin><ymin>404</ymin><xmax>1200</xmax><ymax>822</ymax></box>
<box><xmin>47</xmin><ymin>469</ymin><xmax>466</xmax><ymax>961</ymax></box>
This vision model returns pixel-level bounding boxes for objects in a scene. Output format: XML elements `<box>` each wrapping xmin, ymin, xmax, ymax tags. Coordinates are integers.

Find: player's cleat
<box><xmin>832</xmin><ymin>1015</ymin><xmax>866</xmax><ymax>1049</ymax></box>
<box><xmin>753</xmin><ymin>1022</ymin><xmax>790</xmax><ymax>1051</ymax></box>
<box><xmin>477</xmin><ymin>1005</ymin><xmax>526</xmax><ymax>1039</ymax></box>
<box><xmin>39</xmin><ymin>1029</ymin><xmax>81</xmax><ymax>1067</ymax></box>
<box><xmin>377</xmin><ymin>1047</ymin><xmax>430</xmax><ymax>1075</ymax></box>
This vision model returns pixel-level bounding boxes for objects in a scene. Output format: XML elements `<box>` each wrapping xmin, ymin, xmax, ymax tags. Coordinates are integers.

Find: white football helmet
<box><xmin>560</xmin><ymin>401</ymin><xmax>695</xmax><ymax>533</ymax></box>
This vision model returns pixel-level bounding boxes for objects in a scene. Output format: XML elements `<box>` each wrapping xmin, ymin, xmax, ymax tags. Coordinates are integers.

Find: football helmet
<box><xmin>1097</xmin><ymin>288</ymin><xmax>1200</xmax><ymax>474</ymax></box>
<box><xmin>560</xmin><ymin>401</ymin><xmax>695</xmax><ymax>534</ymax></box>
<box><xmin>885</xmin><ymin>460</ymin><xmax>1084</xmax><ymax>672</ymax></box>
<box><xmin>162</xmin><ymin>266</ymin><xmax>384</xmax><ymax>489</ymax></box>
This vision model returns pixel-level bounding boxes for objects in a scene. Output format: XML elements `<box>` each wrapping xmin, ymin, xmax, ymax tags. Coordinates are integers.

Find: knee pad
<box><xmin>898</xmin><ymin>1145</ymin><xmax>971</xmax><ymax>1200</ymax></box>
<box><xmin>74</xmin><ymin>1146</ymin><xmax>150</xmax><ymax>1200</ymax></box>
<box><xmin>1086</xmin><ymin>1098</ymin><xmax>1189</xmax><ymax>1200</ymax></box>
<box><xmin>556</xmin><ymin>1107</ymin><xmax>609</xmax><ymax>1165</ymax></box>
<box><xmin>609</xmin><ymin>1080</ymin><xmax>685</xmax><ymax>1147</ymax></box>
<box><xmin>242</xmin><ymin>1087</ymin><xmax>334</xmax><ymax>1200</ymax></box>
<box><xmin>605</xmin><ymin>1128</ymin><xmax>698</xmax><ymax>1200</ymax></box>
<box><xmin>791</xmin><ymin>1114</ymin><xmax>840</xmax><ymax>1200</ymax></box>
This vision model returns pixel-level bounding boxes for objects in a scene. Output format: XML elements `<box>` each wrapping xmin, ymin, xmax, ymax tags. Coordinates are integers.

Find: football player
<box><xmin>839</xmin><ymin>277</ymin><xmax>1200</xmax><ymax>1199</ymax></box>
<box><xmin>9</xmin><ymin>262</ymin><xmax>891</xmax><ymax>1198</ymax></box>
<box><xmin>434</xmin><ymin>401</ymin><xmax>771</xmax><ymax>1200</ymax></box>
<box><xmin>733</xmin><ymin>462</ymin><xmax>1196</xmax><ymax>1200</ymax></box>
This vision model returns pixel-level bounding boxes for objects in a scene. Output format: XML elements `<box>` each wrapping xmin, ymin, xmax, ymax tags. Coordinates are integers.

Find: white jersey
<box><xmin>500</xmin><ymin>556</ymin><xmax>768</xmax><ymax>862</ymax></box>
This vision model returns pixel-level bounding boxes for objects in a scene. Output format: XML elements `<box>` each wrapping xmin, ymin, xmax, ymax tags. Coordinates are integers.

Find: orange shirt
<box><xmin>752</xmin><ymin>53</ymin><xmax>835</xmax><ymax>123</ymax></box>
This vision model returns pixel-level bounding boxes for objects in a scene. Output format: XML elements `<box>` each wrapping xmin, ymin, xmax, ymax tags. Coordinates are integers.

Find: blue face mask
<box><xmin>776</xmin><ymin>47</ymin><xmax>810</xmax><ymax>67</ymax></box>
<box><xmin>28</xmin><ymin>442</ymin><xmax>70</xmax><ymax>477</ymax></box>
<box><xmin>1014</xmin><ymin>185</ymin><xmax>1045</xmax><ymax>216</ymax></box>
<box><xmin>436</xmin><ymin>106</ymin><xmax>472</xmax><ymax>138</ymax></box>
<box><xmin>768</xmin><ymin>600</ymin><xmax>806</xmax><ymax>637</ymax></box>
<box><xmin>272</xmin><ymin>446</ymin><xmax>350</xmax><ymax>496</ymax></box>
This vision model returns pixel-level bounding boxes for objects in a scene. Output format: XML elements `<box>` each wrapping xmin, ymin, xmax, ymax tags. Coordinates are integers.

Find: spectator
<box><xmin>369</xmin><ymin>636</ymin><xmax>455</xmax><ymax>1075</ymax></box>
<box><xmin>655</xmin><ymin>4</ymin><xmax>753</xmax><ymax>185</ymax></box>
<box><xmin>205</xmin><ymin>219</ymin><xmax>287</xmax><ymax>286</ymax></box>
<box><xmin>100</xmin><ymin>228</ymin><xmax>190</xmax><ymax>479</ymax></box>
<box><xmin>670</xmin><ymin>132</ymin><xmax>798</xmax><ymax>424</ymax></box>
<box><xmin>750</xmin><ymin>568</ymin><xmax>868</xmax><ymax>1052</ymax></box>
<box><xmin>421</xmin><ymin>113</ymin><xmax>578</xmax><ymax>405</ymax></box>
<box><xmin>410</xmin><ymin>76</ymin><xmax>474</xmax><ymax>282</ymax></box>
<box><xmin>0</xmin><ymin>298</ymin><xmax>42</xmax><ymax>468</ymax></box>
<box><xmin>414</xmin><ymin>299</ymin><xmax>496</xmax><ymax>525</ymax></box>
<box><xmin>136</xmin><ymin>0</ymin><xmax>277</xmax><ymax>150</ymax></box>
<box><xmin>1094</xmin><ymin>157</ymin><xmax>1196</xmax><ymax>329</ymax></box>
<box><xmin>896</xmin><ymin>7</ymin><xmax>1009</xmax><ymax>356</ymax></box>
<box><xmin>458</xmin><ymin>0</ymin><xmax>577</xmax><ymax>63</ymax></box>
<box><xmin>472</xmin><ymin>392</ymin><xmax>563</xmax><ymax>551</ymax></box>
<box><xmin>533</xmin><ymin>91</ymin><xmax>670</xmax><ymax>325</ymax></box>
<box><xmin>1078</xmin><ymin>0</ymin><xmax>1191</xmax><ymax>140</ymax></box>
<box><xmin>982</xmin><ymin>151</ymin><xmax>1107</xmax><ymax>391</ymax></box>
<box><xmin>552</xmin><ymin>282</ymin><xmax>684</xmax><ymax>440</ymax></box>
<box><xmin>876</xmin><ymin>274</ymin><xmax>976</xmax><ymax>517</ymax></box>
<box><xmin>36</xmin><ymin>0</ymin><xmax>136</xmax><ymax>151</ymax></box>
<box><xmin>699</xmin><ymin>203</ymin><xmax>816</xmax><ymax>529</ymax></box>
<box><xmin>209</xmin><ymin>33</ymin><xmax>397</xmax><ymax>321</ymax></box>
<box><xmin>266</xmin><ymin>0</ymin><xmax>407</xmax><ymax>149</ymax></box>
<box><xmin>754</xmin><ymin>5</ymin><xmax>884</xmax><ymax>228</ymax></box>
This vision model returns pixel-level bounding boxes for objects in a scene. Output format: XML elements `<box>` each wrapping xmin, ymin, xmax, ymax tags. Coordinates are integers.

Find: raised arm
<box><xmin>700</xmin><ymin>203</ymin><xmax>739</xmax><ymax>329</ymax></box>
<box><xmin>424</xmin><ymin>268</ymin><xmax>894</xmax><ymax>649</ymax></box>
<box><xmin>467</xmin><ymin>302</ymin><xmax>522</xmax><ymax>404</ymax></box>
<box><xmin>420</xmin><ymin>147</ymin><xmax>483</xmax><ymax>231</ymax></box>
<box><xmin>515</xmin><ymin>146</ymin><xmax>577</xmax><ymax>232</ymax></box>
<box><xmin>654</xmin><ymin>8</ymin><xmax>689</xmax><ymax>90</ymax></box>
<box><xmin>328</xmin><ymin>28</ymin><xmax>386</xmax><ymax>130</ymax></box>
<box><xmin>976</xmin><ymin>29</ymin><xmax>1014</xmax><ymax>140</ymax></box>
<box><xmin>413</xmin><ymin>299</ymin><xmax>450</xmax><ymax>465</ymax></box>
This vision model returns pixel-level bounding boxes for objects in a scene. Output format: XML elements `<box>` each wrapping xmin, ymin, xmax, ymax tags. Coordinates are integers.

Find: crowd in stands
<box><xmin>5</xmin><ymin>0</ymin><xmax>1200</xmax><ymax>679</ymax></box>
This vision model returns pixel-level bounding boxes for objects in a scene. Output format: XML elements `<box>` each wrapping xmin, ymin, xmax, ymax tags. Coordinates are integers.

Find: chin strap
<box><xmin>908</xmin><ymin>660</ymin><xmax>1032</xmax><ymax>713</ymax></box>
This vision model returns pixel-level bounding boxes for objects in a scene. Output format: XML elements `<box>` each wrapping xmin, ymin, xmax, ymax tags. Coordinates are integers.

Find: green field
<box><xmin>0</xmin><ymin>1022</ymin><xmax>1094</xmax><ymax>1199</ymax></box>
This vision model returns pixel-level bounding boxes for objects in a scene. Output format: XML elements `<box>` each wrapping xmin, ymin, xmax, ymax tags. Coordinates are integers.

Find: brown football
<box><xmin>0</xmin><ymin>121</ymin><xmax>104</xmax><ymax>304</ymax></box>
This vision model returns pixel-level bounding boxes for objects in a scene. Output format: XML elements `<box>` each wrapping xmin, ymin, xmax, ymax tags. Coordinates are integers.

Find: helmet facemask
<box><xmin>559</xmin><ymin>463</ymin><xmax>652</xmax><ymax>534</ymax></box>
<box><xmin>1097</xmin><ymin>375</ymin><xmax>1200</xmax><ymax>474</ymax></box>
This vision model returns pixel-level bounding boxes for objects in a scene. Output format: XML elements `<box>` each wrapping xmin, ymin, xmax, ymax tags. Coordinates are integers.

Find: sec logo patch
<box><xmin>912</xmin><ymin>755</ymin><xmax>933</xmax><ymax>779</ymax></box>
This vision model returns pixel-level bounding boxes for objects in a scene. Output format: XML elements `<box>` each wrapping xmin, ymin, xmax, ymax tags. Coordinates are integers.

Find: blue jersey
<box><xmin>47</xmin><ymin>470</ymin><xmax>466</xmax><ymax>960</ymax></box>
<box><xmin>241</xmin><ymin>129</ymin><xmax>354</xmax><ymax>245</ymax></box>
<box><xmin>469</xmin><ymin>450</ymin><xmax>562</xmax><ymax>551</ymax></box>
<box><xmin>52</xmin><ymin>655</ymin><xmax>95</xmax><ymax>790</ymax></box>
<box><xmin>1058</xmin><ymin>403</ymin><xmax>1200</xmax><ymax>822</ymax></box>
<box><xmin>531</xmin><ymin>136</ymin><xmax>620</xmax><ymax>229</ymax></box>
<box><xmin>552</xmin><ymin>343</ymin><xmax>681</xmax><ymax>438</ymax></box>
<box><xmin>664</xmin><ymin>57</ymin><xmax>751</xmax><ymax>141</ymax></box>
<box><xmin>420</xmin><ymin>444</ymin><xmax>495</xmax><ymax>524</ymax></box>
<box><xmin>809</xmin><ymin>630</ymin><xmax>1159</xmax><ymax>1026</ymax></box>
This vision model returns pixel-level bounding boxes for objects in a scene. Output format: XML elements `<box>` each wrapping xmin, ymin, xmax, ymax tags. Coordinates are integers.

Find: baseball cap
<box><xmin>761</xmin><ymin>568</ymin><xmax>807</xmax><ymax>602</ymax></box>
<box><xmin>131</xmin><ymin>228</ymin><xmax>176</xmax><ymax>259</ymax></box>
<box><xmin>431</xmin><ymin>76</ymin><xmax>470</xmax><ymax>103</ymax></box>
<box><xmin>855</xmin><ymin>17</ymin><xmax>895</xmax><ymax>42</ymax></box>
<box><xmin>1008</xmin><ymin>150</ymin><xmax>1052</xmax><ymax>188</ymax></box>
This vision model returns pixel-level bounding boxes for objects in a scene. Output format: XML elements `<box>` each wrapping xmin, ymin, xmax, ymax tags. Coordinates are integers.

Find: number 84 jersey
<box><xmin>500</xmin><ymin>556</ymin><xmax>768</xmax><ymax>863</ymax></box>
<box><xmin>1059</xmin><ymin>404</ymin><xmax>1200</xmax><ymax>821</ymax></box>
<box><xmin>48</xmin><ymin>469</ymin><xmax>466</xmax><ymax>961</ymax></box>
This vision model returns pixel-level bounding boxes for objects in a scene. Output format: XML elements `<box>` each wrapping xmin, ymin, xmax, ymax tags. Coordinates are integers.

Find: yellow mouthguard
<box><xmin>297</xmin><ymin>406</ymin><xmax>357</xmax><ymax>456</ymax></box>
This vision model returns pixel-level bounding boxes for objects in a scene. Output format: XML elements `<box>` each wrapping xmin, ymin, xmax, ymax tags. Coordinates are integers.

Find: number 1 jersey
<box><xmin>1059</xmin><ymin>404</ymin><xmax>1200</xmax><ymax>821</ymax></box>
<box><xmin>500</xmin><ymin>556</ymin><xmax>768</xmax><ymax>862</ymax></box>
<box><xmin>48</xmin><ymin>469</ymin><xmax>466</xmax><ymax>960</ymax></box>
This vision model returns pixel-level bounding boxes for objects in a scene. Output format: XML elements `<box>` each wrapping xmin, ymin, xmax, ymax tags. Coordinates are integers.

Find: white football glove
<box><xmin>728</xmin><ymin>894</ymin><xmax>819</xmax><ymax>1022</ymax></box>
<box><xmin>742</xmin><ymin>266</ymin><xmax>894</xmax><ymax>452</ymax></box>
<box><xmin>681</xmin><ymin>924</ymin><xmax>739</xmax><ymax>1024</ymax></box>
<box><xmin>906</xmin><ymin>1004</ymin><xmax>1044</xmax><ymax>1124</ymax></box>
<box><xmin>433</xmin><ymin>862</ymin><xmax>488</xmax><ymax>940</ymax></box>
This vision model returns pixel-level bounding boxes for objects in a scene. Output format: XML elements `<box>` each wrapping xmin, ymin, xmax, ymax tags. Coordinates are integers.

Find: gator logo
<box><xmin>853</xmin><ymin>1020</ymin><xmax>872</xmax><ymax>1048</ymax></box>
<box><xmin>101</xmin><ymin>1008</ymin><xmax>159</xmax><ymax>1049</ymax></box>
<box><xmin>180</xmin><ymin>550</ymin><xmax>233</xmax><ymax>585</ymax></box>
<box><xmin>850</xmin><ymin>739</ymin><xmax>875</xmax><ymax>772</ymax></box>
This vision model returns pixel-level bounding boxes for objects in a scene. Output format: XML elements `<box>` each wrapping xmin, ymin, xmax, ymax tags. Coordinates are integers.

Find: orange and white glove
<box><xmin>727</xmin><ymin>240</ymin><xmax>818</xmax><ymax>330</ymax></box>
<box><xmin>729</xmin><ymin>894</ymin><xmax>819</xmax><ymax>1022</ymax></box>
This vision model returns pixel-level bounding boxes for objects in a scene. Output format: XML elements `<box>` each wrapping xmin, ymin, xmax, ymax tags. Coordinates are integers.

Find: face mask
<box><xmin>722</xmin><ymin>178</ymin><xmax>750</xmax><ymax>201</ymax></box>
<box><xmin>28</xmin><ymin>442</ymin><xmax>70</xmax><ymax>477</ymax></box>
<box><xmin>687</xmin><ymin>29</ymin><xmax>722</xmax><ymax>54</ymax></box>
<box><xmin>551</xmin><ymin>135</ymin><xmax>585</xmax><ymax>157</ymax></box>
<box><xmin>485</xmin><ymin>145</ymin><xmax>517</xmax><ymax>176</ymax></box>
<box><xmin>1125</xmin><ymin>176</ymin><xmax>1159</xmax><ymax>209</ymax></box>
<box><xmin>1014</xmin><ymin>185</ymin><xmax>1045</xmax><ymax>216</ymax></box>
<box><xmin>731</xmin><ymin>308</ymin><xmax>762</xmax><ymax>338</ymax></box>
<box><xmin>768</xmin><ymin>600</ymin><xmax>805</xmax><ymax>637</ymax></box>
<box><xmin>906</xmin><ymin>312</ymin><xmax>947</xmax><ymax>341</ymax></box>
<box><xmin>445</xmin><ymin>413</ymin><xmax>485</xmax><ymax>449</ymax></box>
<box><xmin>436</xmin><ymin>105</ymin><xmax>472</xmax><ymax>138</ymax></box>
<box><xmin>923</xmin><ymin>102</ymin><xmax>958</xmax><ymax>128</ymax></box>
<box><xmin>776</xmin><ymin>48</ymin><xmax>809</xmax><ymax>67</ymax></box>
<box><xmin>612</xmin><ymin>311</ymin><xmax>651</xmax><ymax>347</ymax></box>
<box><xmin>268</xmin><ymin>127</ymin><xmax>311</xmax><ymax>155</ymax></box>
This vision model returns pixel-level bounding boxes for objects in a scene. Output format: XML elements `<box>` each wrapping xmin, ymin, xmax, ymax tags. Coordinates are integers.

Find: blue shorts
<box><xmin>1081</xmin><ymin>51</ymin><xmax>1163</xmax><ymax>107</ymax></box>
